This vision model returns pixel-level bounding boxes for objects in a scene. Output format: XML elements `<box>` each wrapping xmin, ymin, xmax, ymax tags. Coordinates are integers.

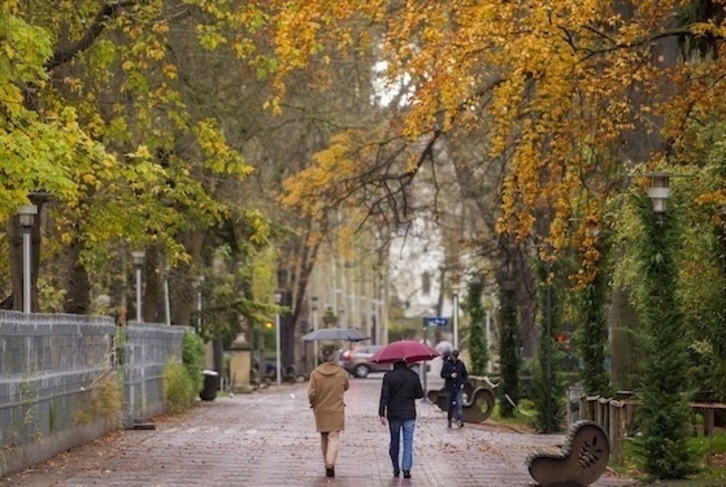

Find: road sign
<box><xmin>423</xmin><ymin>316</ymin><xmax>448</xmax><ymax>327</ymax></box>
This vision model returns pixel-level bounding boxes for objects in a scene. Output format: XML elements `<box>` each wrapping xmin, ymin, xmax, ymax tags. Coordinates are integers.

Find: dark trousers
<box><xmin>447</xmin><ymin>388</ymin><xmax>464</xmax><ymax>423</ymax></box>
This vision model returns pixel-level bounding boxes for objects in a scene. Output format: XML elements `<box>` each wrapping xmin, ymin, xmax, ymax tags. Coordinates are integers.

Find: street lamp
<box><xmin>645</xmin><ymin>172</ymin><xmax>670</xmax><ymax>213</ymax></box>
<box><xmin>373</xmin><ymin>299</ymin><xmax>380</xmax><ymax>345</ymax></box>
<box><xmin>452</xmin><ymin>285</ymin><xmax>460</xmax><ymax>349</ymax></box>
<box><xmin>17</xmin><ymin>205</ymin><xmax>37</xmax><ymax>314</ymax></box>
<box><xmin>311</xmin><ymin>296</ymin><xmax>319</xmax><ymax>367</ymax></box>
<box><xmin>274</xmin><ymin>291</ymin><xmax>283</xmax><ymax>386</ymax></box>
<box><xmin>544</xmin><ymin>256</ymin><xmax>553</xmax><ymax>434</ymax></box>
<box><xmin>636</xmin><ymin>170</ymin><xmax>694</xmax><ymax>475</ymax></box>
<box><xmin>532</xmin><ymin>243</ymin><xmax>555</xmax><ymax>433</ymax></box>
<box><xmin>163</xmin><ymin>266</ymin><xmax>171</xmax><ymax>326</ymax></box>
<box><xmin>196</xmin><ymin>275</ymin><xmax>205</xmax><ymax>329</ymax></box>
<box><xmin>132</xmin><ymin>250</ymin><xmax>145</xmax><ymax>322</ymax></box>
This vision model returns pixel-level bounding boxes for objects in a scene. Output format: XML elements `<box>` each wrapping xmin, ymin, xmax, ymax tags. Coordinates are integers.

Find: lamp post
<box><xmin>452</xmin><ymin>286</ymin><xmax>460</xmax><ymax>349</ymax></box>
<box><xmin>17</xmin><ymin>205</ymin><xmax>37</xmax><ymax>314</ymax></box>
<box><xmin>544</xmin><ymin>257</ymin><xmax>553</xmax><ymax>433</ymax></box>
<box><xmin>373</xmin><ymin>299</ymin><xmax>380</xmax><ymax>345</ymax></box>
<box><xmin>196</xmin><ymin>275</ymin><xmax>205</xmax><ymax>329</ymax></box>
<box><xmin>312</xmin><ymin>296</ymin><xmax>319</xmax><ymax>366</ymax></box>
<box><xmin>163</xmin><ymin>266</ymin><xmax>171</xmax><ymax>326</ymax></box>
<box><xmin>274</xmin><ymin>291</ymin><xmax>283</xmax><ymax>386</ymax></box>
<box><xmin>637</xmin><ymin>170</ymin><xmax>694</xmax><ymax>476</ymax></box>
<box><xmin>530</xmin><ymin>242</ymin><xmax>556</xmax><ymax>433</ymax></box>
<box><xmin>485</xmin><ymin>303</ymin><xmax>492</xmax><ymax>373</ymax></box>
<box><xmin>132</xmin><ymin>250</ymin><xmax>145</xmax><ymax>322</ymax></box>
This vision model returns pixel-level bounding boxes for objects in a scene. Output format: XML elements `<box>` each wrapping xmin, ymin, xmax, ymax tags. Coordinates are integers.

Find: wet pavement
<box><xmin>3</xmin><ymin>373</ymin><xmax>635</xmax><ymax>486</ymax></box>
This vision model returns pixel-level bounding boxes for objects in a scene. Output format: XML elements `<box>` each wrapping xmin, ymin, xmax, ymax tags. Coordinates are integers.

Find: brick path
<box><xmin>5</xmin><ymin>374</ymin><xmax>635</xmax><ymax>486</ymax></box>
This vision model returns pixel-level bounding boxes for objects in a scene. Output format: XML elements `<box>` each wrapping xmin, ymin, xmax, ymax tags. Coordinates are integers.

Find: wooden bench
<box><xmin>527</xmin><ymin>420</ymin><xmax>610</xmax><ymax>487</ymax></box>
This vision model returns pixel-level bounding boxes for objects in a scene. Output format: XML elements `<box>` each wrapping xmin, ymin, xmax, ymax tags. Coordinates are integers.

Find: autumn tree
<box><xmin>463</xmin><ymin>278</ymin><xmax>488</xmax><ymax>376</ymax></box>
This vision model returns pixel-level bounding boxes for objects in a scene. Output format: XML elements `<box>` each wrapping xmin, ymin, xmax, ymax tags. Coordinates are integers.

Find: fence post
<box><xmin>609</xmin><ymin>400</ymin><xmax>624</xmax><ymax>463</ymax></box>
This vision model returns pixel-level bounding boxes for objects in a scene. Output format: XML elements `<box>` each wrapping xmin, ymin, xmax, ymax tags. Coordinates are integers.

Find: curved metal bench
<box><xmin>426</xmin><ymin>386</ymin><xmax>495</xmax><ymax>423</ymax></box>
<box><xmin>427</xmin><ymin>380</ymin><xmax>474</xmax><ymax>404</ymax></box>
<box><xmin>527</xmin><ymin>420</ymin><xmax>610</xmax><ymax>487</ymax></box>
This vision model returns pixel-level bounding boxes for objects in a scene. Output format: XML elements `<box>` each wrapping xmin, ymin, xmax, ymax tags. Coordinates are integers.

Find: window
<box><xmin>422</xmin><ymin>271</ymin><xmax>431</xmax><ymax>295</ymax></box>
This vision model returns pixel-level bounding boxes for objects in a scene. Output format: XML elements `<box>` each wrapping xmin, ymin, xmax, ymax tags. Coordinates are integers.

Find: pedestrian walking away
<box><xmin>440</xmin><ymin>349</ymin><xmax>468</xmax><ymax>428</ymax></box>
<box><xmin>308</xmin><ymin>348</ymin><xmax>349</xmax><ymax>478</ymax></box>
<box><xmin>378</xmin><ymin>359</ymin><xmax>425</xmax><ymax>479</ymax></box>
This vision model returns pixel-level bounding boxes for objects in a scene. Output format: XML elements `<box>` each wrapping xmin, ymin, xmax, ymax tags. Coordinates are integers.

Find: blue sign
<box><xmin>424</xmin><ymin>316</ymin><xmax>448</xmax><ymax>327</ymax></box>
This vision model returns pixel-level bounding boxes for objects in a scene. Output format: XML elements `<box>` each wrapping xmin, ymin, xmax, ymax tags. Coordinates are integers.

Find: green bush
<box><xmin>182</xmin><ymin>331</ymin><xmax>205</xmax><ymax>396</ymax></box>
<box><xmin>162</xmin><ymin>331</ymin><xmax>206</xmax><ymax>414</ymax></box>
<box><xmin>163</xmin><ymin>358</ymin><xmax>195</xmax><ymax>414</ymax></box>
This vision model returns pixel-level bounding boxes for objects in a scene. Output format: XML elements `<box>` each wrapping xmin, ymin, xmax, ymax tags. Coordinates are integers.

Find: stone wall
<box><xmin>121</xmin><ymin>321</ymin><xmax>188</xmax><ymax>426</ymax></box>
<box><xmin>0</xmin><ymin>311</ymin><xmax>189</xmax><ymax>477</ymax></box>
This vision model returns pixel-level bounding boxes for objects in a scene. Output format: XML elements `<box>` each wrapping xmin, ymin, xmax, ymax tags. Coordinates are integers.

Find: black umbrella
<box><xmin>300</xmin><ymin>327</ymin><xmax>369</xmax><ymax>342</ymax></box>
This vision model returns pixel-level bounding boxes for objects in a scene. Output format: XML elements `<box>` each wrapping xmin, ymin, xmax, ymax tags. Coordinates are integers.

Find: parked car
<box><xmin>338</xmin><ymin>345</ymin><xmax>391</xmax><ymax>378</ymax></box>
<box><xmin>251</xmin><ymin>351</ymin><xmax>277</xmax><ymax>378</ymax></box>
<box><xmin>338</xmin><ymin>345</ymin><xmax>433</xmax><ymax>379</ymax></box>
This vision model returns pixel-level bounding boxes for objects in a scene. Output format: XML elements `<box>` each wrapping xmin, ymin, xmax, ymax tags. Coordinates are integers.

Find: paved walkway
<box><xmin>5</xmin><ymin>374</ymin><xmax>635</xmax><ymax>486</ymax></box>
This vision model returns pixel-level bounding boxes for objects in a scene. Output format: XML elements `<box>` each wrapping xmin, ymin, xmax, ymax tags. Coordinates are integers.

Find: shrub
<box><xmin>162</xmin><ymin>331</ymin><xmax>206</xmax><ymax>414</ymax></box>
<box><xmin>163</xmin><ymin>358</ymin><xmax>195</xmax><ymax>414</ymax></box>
<box><xmin>75</xmin><ymin>370</ymin><xmax>123</xmax><ymax>427</ymax></box>
<box><xmin>182</xmin><ymin>331</ymin><xmax>205</xmax><ymax>396</ymax></box>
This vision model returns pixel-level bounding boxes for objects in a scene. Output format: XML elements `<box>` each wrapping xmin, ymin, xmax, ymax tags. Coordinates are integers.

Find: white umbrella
<box><xmin>300</xmin><ymin>327</ymin><xmax>369</xmax><ymax>342</ymax></box>
<box><xmin>435</xmin><ymin>340</ymin><xmax>454</xmax><ymax>354</ymax></box>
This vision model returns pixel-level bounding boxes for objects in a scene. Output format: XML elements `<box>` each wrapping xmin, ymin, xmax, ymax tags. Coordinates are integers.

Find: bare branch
<box><xmin>45</xmin><ymin>0</ymin><xmax>136</xmax><ymax>71</ymax></box>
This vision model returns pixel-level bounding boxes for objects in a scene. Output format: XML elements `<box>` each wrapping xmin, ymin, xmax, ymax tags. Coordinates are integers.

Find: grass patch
<box><xmin>488</xmin><ymin>399</ymin><xmax>537</xmax><ymax>432</ymax></box>
<box><xmin>611</xmin><ymin>430</ymin><xmax>726</xmax><ymax>485</ymax></box>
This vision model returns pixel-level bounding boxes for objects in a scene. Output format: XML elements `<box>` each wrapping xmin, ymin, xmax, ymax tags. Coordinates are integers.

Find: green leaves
<box><xmin>0</xmin><ymin>9</ymin><xmax>52</xmax><ymax>86</ymax></box>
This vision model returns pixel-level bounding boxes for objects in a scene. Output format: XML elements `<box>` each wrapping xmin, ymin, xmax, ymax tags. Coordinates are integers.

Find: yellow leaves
<box><xmin>194</xmin><ymin>120</ymin><xmax>253</xmax><ymax>179</ymax></box>
<box><xmin>196</xmin><ymin>24</ymin><xmax>228</xmax><ymax>51</ymax></box>
<box><xmin>2</xmin><ymin>42</ymin><xmax>15</xmax><ymax>61</ymax></box>
<box><xmin>281</xmin><ymin>131</ymin><xmax>357</xmax><ymax>216</ymax></box>
<box><xmin>243</xmin><ymin>209</ymin><xmax>272</xmax><ymax>246</ymax></box>
<box><xmin>162</xmin><ymin>64</ymin><xmax>177</xmax><ymax>80</ymax></box>
<box><xmin>151</xmin><ymin>21</ymin><xmax>169</xmax><ymax>35</ymax></box>
<box><xmin>146</xmin><ymin>47</ymin><xmax>165</xmax><ymax>61</ymax></box>
<box><xmin>130</xmin><ymin>145</ymin><xmax>152</xmax><ymax>161</ymax></box>
<box><xmin>81</xmin><ymin>173</ymin><xmax>97</xmax><ymax>187</ymax></box>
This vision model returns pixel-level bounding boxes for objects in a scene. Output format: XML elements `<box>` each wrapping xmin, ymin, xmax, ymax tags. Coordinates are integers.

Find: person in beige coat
<box><xmin>308</xmin><ymin>348</ymin><xmax>349</xmax><ymax>478</ymax></box>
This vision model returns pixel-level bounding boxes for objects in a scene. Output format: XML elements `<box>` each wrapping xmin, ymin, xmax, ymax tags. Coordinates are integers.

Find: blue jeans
<box><xmin>388</xmin><ymin>419</ymin><xmax>415</xmax><ymax>472</ymax></box>
<box><xmin>447</xmin><ymin>388</ymin><xmax>463</xmax><ymax>423</ymax></box>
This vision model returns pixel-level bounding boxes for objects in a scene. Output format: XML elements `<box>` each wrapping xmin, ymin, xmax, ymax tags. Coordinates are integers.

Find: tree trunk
<box><xmin>609</xmin><ymin>288</ymin><xmax>641</xmax><ymax>390</ymax></box>
<box><xmin>281</xmin><ymin>231</ymin><xmax>319</xmax><ymax>373</ymax></box>
<box><xmin>171</xmin><ymin>230</ymin><xmax>206</xmax><ymax>327</ymax></box>
<box><xmin>608</xmin><ymin>5</ymin><xmax>680</xmax><ymax>387</ymax></box>
<box><xmin>142</xmin><ymin>245</ymin><xmax>162</xmax><ymax>323</ymax></box>
<box><xmin>63</xmin><ymin>237</ymin><xmax>90</xmax><ymax>314</ymax></box>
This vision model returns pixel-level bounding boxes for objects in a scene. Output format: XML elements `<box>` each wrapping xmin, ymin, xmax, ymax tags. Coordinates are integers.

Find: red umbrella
<box><xmin>370</xmin><ymin>340</ymin><xmax>440</xmax><ymax>364</ymax></box>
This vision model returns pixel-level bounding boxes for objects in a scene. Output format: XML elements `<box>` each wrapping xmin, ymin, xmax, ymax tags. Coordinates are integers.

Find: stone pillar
<box><xmin>229</xmin><ymin>333</ymin><xmax>253</xmax><ymax>393</ymax></box>
<box><xmin>204</xmin><ymin>341</ymin><xmax>214</xmax><ymax>370</ymax></box>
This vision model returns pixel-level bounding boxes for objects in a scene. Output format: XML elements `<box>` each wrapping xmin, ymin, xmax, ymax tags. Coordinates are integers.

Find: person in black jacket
<box><xmin>440</xmin><ymin>349</ymin><xmax>468</xmax><ymax>428</ymax></box>
<box><xmin>378</xmin><ymin>359</ymin><xmax>425</xmax><ymax>479</ymax></box>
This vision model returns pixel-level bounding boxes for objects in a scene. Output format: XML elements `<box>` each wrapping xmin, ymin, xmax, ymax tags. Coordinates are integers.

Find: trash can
<box><xmin>200</xmin><ymin>370</ymin><xmax>219</xmax><ymax>401</ymax></box>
